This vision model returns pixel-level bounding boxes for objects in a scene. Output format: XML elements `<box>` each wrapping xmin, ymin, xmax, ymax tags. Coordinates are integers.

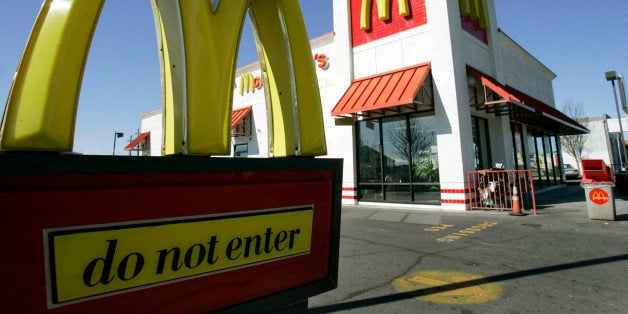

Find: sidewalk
<box><xmin>342</xmin><ymin>184</ymin><xmax>628</xmax><ymax>224</ymax></box>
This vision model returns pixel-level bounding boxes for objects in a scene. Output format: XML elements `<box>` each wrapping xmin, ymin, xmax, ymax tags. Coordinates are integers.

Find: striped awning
<box><xmin>231</xmin><ymin>106</ymin><xmax>252</xmax><ymax>129</ymax></box>
<box><xmin>332</xmin><ymin>63</ymin><xmax>432</xmax><ymax>117</ymax></box>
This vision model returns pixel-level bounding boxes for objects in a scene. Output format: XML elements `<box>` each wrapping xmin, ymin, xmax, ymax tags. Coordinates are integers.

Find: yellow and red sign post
<box><xmin>0</xmin><ymin>0</ymin><xmax>341</xmax><ymax>312</ymax></box>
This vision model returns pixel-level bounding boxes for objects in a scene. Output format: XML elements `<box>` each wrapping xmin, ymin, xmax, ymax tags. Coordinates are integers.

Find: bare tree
<box><xmin>560</xmin><ymin>98</ymin><xmax>589</xmax><ymax>170</ymax></box>
<box><xmin>387</xmin><ymin>119</ymin><xmax>435</xmax><ymax>162</ymax></box>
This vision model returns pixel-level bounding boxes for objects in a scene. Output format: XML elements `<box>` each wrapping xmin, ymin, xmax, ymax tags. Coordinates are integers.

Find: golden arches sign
<box><xmin>0</xmin><ymin>0</ymin><xmax>326</xmax><ymax>157</ymax></box>
<box><xmin>360</xmin><ymin>0</ymin><xmax>410</xmax><ymax>31</ymax></box>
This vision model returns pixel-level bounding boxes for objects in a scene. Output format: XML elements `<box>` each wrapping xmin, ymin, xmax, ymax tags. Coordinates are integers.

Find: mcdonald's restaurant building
<box><xmin>136</xmin><ymin>0</ymin><xmax>586</xmax><ymax>210</ymax></box>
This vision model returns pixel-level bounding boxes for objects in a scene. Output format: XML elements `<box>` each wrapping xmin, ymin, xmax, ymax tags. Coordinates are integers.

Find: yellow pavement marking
<box><xmin>436</xmin><ymin>222</ymin><xmax>498</xmax><ymax>243</ymax></box>
<box><xmin>392</xmin><ymin>270</ymin><xmax>502</xmax><ymax>304</ymax></box>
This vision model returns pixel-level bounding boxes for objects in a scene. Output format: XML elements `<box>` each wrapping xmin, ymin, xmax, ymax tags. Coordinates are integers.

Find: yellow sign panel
<box><xmin>46</xmin><ymin>207</ymin><xmax>313</xmax><ymax>305</ymax></box>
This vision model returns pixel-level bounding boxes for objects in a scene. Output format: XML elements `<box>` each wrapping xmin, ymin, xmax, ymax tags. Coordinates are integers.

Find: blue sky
<box><xmin>0</xmin><ymin>1</ymin><xmax>626</xmax><ymax>155</ymax></box>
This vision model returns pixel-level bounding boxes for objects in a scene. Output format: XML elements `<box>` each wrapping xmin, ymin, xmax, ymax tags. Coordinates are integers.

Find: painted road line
<box><xmin>392</xmin><ymin>270</ymin><xmax>503</xmax><ymax>305</ymax></box>
<box><xmin>424</xmin><ymin>224</ymin><xmax>453</xmax><ymax>232</ymax></box>
<box><xmin>435</xmin><ymin>222</ymin><xmax>498</xmax><ymax>243</ymax></box>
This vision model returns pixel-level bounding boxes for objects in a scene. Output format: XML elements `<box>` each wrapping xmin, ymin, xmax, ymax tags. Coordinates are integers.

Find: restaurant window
<box><xmin>234</xmin><ymin>143</ymin><xmax>248</xmax><ymax>157</ymax></box>
<box><xmin>472</xmin><ymin>116</ymin><xmax>492</xmax><ymax>169</ymax></box>
<box><xmin>357</xmin><ymin>112</ymin><xmax>439</xmax><ymax>205</ymax></box>
<box><xmin>528</xmin><ymin>129</ymin><xmax>562</xmax><ymax>188</ymax></box>
<box><xmin>511</xmin><ymin>123</ymin><xmax>525</xmax><ymax>170</ymax></box>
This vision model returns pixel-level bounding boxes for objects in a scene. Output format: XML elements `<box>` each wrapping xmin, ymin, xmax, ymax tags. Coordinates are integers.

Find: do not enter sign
<box><xmin>589</xmin><ymin>188</ymin><xmax>609</xmax><ymax>205</ymax></box>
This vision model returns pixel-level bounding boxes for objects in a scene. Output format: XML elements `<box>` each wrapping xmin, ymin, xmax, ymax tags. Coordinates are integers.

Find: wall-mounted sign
<box><xmin>351</xmin><ymin>0</ymin><xmax>427</xmax><ymax>47</ymax></box>
<box><xmin>237</xmin><ymin>53</ymin><xmax>331</xmax><ymax>95</ymax></box>
<box><xmin>314</xmin><ymin>53</ymin><xmax>329</xmax><ymax>69</ymax></box>
<box><xmin>239</xmin><ymin>73</ymin><xmax>264</xmax><ymax>95</ymax></box>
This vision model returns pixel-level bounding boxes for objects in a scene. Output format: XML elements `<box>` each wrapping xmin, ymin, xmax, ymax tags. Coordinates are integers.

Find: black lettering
<box><xmin>263</xmin><ymin>228</ymin><xmax>274</xmax><ymax>253</ymax></box>
<box><xmin>288</xmin><ymin>228</ymin><xmax>300</xmax><ymax>249</ymax></box>
<box><xmin>83</xmin><ymin>239</ymin><xmax>118</xmax><ymax>287</ymax></box>
<box><xmin>184</xmin><ymin>244</ymin><xmax>206</xmax><ymax>269</ymax></box>
<box><xmin>156</xmin><ymin>247</ymin><xmax>182</xmax><ymax>275</ymax></box>
<box><xmin>274</xmin><ymin>231</ymin><xmax>288</xmax><ymax>251</ymax></box>
<box><xmin>206</xmin><ymin>236</ymin><xmax>219</xmax><ymax>264</ymax></box>
<box><xmin>226</xmin><ymin>238</ymin><xmax>242</xmax><ymax>260</ymax></box>
<box><xmin>117</xmin><ymin>252</ymin><xmax>144</xmax><ymax>281</ymax></box>
<box><xmin>244</xmin><ymin>235</ymin><xmax>262</xmax><ymax>258</ymax></box>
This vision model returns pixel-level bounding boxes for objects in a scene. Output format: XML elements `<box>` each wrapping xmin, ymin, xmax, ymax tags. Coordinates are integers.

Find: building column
<box><xmin>331</xmin><ymin>0</ymin><xmax>358</xmax><ymax>204</ymax></box>
<box><xmin>427</xmin><ymin>0</ymin><xmax>476</xmax><ymax>210</ymax></box>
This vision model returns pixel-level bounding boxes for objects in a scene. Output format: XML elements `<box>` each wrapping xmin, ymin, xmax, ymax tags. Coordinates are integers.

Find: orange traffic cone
<box><xmin>510</xmin><ymin>186</ymin><xmax>526</xmax><ymax>216</ymax></box>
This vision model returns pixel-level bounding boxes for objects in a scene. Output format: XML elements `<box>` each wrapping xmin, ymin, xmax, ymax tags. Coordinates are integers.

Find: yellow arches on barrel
<box><xmin>1</xmin><ymin>0</ymin><xmax>326</xmax><ymax>157</ymax></box>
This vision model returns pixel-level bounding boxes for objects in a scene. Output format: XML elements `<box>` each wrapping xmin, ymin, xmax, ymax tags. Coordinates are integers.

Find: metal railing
<box><xmin>468</xmin><ymin>169</ymin><xmax>537</xmax><ymax>214</ymax></box>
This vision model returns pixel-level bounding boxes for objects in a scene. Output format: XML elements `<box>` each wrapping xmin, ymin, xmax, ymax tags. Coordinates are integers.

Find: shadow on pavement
<box><xmin>308</xmin><ymin>254</ymin><xmax>628</xmax><ymax>313</ymax></box>
<box><xmin>534</xmin><ymin>185</ymin><xmax>585</xmax><ymax>206</ymax></box>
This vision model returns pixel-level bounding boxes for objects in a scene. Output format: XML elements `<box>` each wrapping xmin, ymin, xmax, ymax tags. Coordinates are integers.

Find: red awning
<box><xmin>505</xmin><ymin>85</ymin><xmax>588</xmax><ymax>135</ymax></box>
<box><xmin>467</xmin><ymin>66</ymin><xmax>535</xmax><ymax>114</ymax></box>
<box><xmin>332</xmin><ymin>63</ymin><xmax>432</xmax><ymax>117</ymax></box>
<box><xmin>231</xmin><ymin>106</ymin><xmax>252</xmax><ymax>129</ymax></box>
<box><xmin>124</xmin><ymin>132</ymin><xmax>150</xmax><ymax>151</ymax></box>
<box><xmin>467</xmin><ymin>66</ymin><xmax>587</xmax><ymax>135</ymax></box>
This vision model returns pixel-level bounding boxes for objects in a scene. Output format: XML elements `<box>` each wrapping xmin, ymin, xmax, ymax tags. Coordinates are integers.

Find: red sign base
<box><xmin>0</xmin><ymin>154</ymin><xmax>342</xmax><ymax>313</ymax></box>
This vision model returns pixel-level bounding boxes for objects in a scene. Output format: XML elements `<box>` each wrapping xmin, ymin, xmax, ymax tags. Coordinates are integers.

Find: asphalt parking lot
<box><xmin>308</xmin><ymin>185</ymin><xmax>628</xmax><ymax>313</ymax></box>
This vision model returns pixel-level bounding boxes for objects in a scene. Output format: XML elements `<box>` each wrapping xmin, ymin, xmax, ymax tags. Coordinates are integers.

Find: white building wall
<box><xmin>562</xmin><ymin>115</ymin><xmax>613</xmax><ymax>169</ymax></box>
<box><xmin>424</xmin><ymin>0</ymin><xmax>475</xmax><ymax>210</ymax></box>
<box><xmin>495</xmin><ymin>33</ymin><xmax>557</xmax><ymax>107</ymax></box>
<box><xmin>140</xmin><ymin>109</ymin><xmax>162</xmax><ymax>156</ymax></box>
<box><xmin>331</xmin><ymin>0</ymin><xmax>358</xmax><ymax>203</ymax></box>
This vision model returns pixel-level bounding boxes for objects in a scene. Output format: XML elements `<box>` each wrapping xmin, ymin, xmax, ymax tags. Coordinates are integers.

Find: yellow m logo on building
<box><xmin>239</xmin><ymin>73</ymin><xmax>256</xmax><ymax>95</ymax></box>
<box><xmin>459</xmin><ymin>0</ymin><xmax>489</xmax><ymax>29</ymax></box>
<box><xmin>0</xmin><ymin>0</ymin><xmax>326</xmax><ymax>157</ymax></box>
<box><xmin>360</xmin><ymin>0</ymin><xmax>410</xmax><ymax>31</ymax></box>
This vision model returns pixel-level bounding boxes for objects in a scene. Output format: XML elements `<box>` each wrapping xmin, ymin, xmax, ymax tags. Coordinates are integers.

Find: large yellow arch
<box><xmin>1</xmin><ymin>0</ymin><xmax>326</xmax><ymax>157</ymax></box>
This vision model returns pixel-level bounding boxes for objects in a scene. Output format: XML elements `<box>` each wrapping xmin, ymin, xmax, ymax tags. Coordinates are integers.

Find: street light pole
<box><xmin>112</xmin><ymin>131</ymin><xmax>124</xmax><ymax>155</ymax></box>
<box><xmin>606</xmin><ymin>71</ymin><xmax>627</xmax><ymax>171</ymax></box>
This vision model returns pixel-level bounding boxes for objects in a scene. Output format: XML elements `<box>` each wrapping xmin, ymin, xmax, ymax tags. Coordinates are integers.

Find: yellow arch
<box><xmin>0</xmin><ymin>0</ymin><xmax>104</xmax><ymax>151</ymax></box>
<box><xmin>1</xmin><ymin>0</ymin><xmax>326</xmax><ymax>157</ymax></box>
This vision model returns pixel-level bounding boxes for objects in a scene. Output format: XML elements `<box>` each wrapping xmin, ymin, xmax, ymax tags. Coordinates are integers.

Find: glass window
<box><xmin>382</xmin><ymin>116</ymin><xmax>411</xmax><ymax>183</ymax></box>
<box><xmin>527</xmin><ymin>128</ymin><xmax>541</xmax><ymax>185</ymax></box>
<box><xmin>410</xmin><ymin>114</ymin><xmax>439</xmax><ymax>183</ymax></box>
<box><xmin>356</xmin><ymin>112</ymin><xmax>440</xmax><ymax>205</ymax></box>
<box><xmin>511</xmin><ymin>123</ymin><xmax>525</xmax><ymax>170</ymax></box>
<box><xmin>358</xmin><ymin>119</ymin><xmax>382</xmax><ymax>183</ymax></box>
<box><xmin>536</xmin><ymin>135</ymin><xmax>548</xmax><ymax>186</ymax></box>
<box><xmin>234</xmin><ymin>143</ymin><xmax>248</xmax><ymax>157</ymax></box>
<box><xmin>472</xmin><ymin>116</ymin><xmax>492</xmax><ymax>169</ymax></box>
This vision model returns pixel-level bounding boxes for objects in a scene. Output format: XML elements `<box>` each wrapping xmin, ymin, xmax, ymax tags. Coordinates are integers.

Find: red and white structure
<box><xmin>137</xmin><ymin>0</ymin><xmax>586</xmax><ymax>210</ymax></box>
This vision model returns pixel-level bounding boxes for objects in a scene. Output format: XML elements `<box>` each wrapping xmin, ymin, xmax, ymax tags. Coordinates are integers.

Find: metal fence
<box><xmin>468</xmin><ymin>169</ymin><xmax>537</xmax><ymax>214</ymax></box>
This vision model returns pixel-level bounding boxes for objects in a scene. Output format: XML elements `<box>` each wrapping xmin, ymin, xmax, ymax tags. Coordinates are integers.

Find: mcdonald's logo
<box><xmin>459</xmin><ymin>0</ymin><xmax>489</xmax><ymax>30</ymax></box>
<box><xmin>352</xmin><ymin>0</ymin><xmax>426</xmax><ymax>46</ymax></box>
<box><xmin>360</xmin><ymin>0</ymin><xmax>410</xmax><ymax>31</ymax></box>
<box><xmin>589</xmin><ymin>188</ymin><xmax>609</xmax><ymax>205</ymax></box>
<box><xmin>239</xmin><ymin>73</ymin><xmax>264</xmax><ymax>95</ymax></box>
<box><xmin>0</xmin><ymin>0</ymin><xmax>326</xmax><ymax>157</ymax></box>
